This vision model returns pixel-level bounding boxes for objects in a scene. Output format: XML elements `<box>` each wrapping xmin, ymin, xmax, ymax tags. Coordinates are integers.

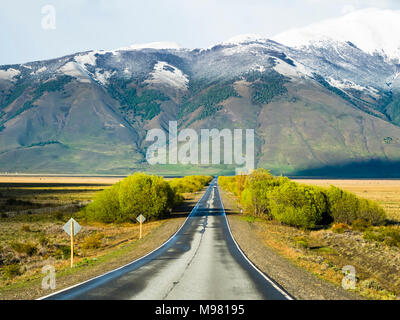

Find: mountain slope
<box><xmin>1</xmin><ymin>8</ymin><xmax>400</xmax><ymax>176</ymax></box>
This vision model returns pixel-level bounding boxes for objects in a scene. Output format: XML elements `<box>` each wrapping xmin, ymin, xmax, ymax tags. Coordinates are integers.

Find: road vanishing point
<box><xmin>42</xmin><ymin>178</ymin><xmax>292</xmax><ymax>300</ymax></box>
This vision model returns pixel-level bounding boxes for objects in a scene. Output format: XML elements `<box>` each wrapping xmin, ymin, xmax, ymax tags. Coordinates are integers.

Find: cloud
<box><xmin>342</xmin><ymin>5</ymin><xmax>356</xmax><ymax>14</ymax></box>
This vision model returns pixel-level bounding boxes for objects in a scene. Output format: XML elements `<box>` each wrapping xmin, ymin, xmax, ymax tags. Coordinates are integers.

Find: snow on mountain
<box><xmin>145</xmin><ymin>61</ymin><xmax>188</xmax><ymax>91</ymax></box>
<box><xmin>273</xmin><ymin>8</ymin><xmax>400</xmax><ymax>61</ymax></box>
<box><xmin>74</xmin><ymin>51</ymin><xmax>98</xmax><ymax>67</ymax></box>
<box><xmin>116</xmin><ymin>41</ymin><xmax>182</xmax><ymax>52</ymax></box>
<box><xmin>273</xmin><ymin>58</ymin><xmax>311</xmax><ymax>79</ymax></box>
<box><xmin>58</xmin><ymin>62</ymin><xmax>91</xmax><ymax>83</ymax></box>
<box><xmin>0</xmin><ymin>68</ymin><xmax>20</xmax><ymax>82</ymax></box>
<box><xmin>222</xmin><ymin>34</ymin><xmax>268</xmax><ymax>45</ymax></box>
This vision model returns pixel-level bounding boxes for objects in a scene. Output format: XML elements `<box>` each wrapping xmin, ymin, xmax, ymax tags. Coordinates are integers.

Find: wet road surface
<box><xmin>44</xmin><ymin>179</ymin><xmax>291</xmax><ymax>300</ymax></box>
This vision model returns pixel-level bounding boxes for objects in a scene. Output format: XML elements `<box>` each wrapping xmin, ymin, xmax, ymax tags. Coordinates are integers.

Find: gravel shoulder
<box><xmin>220</xmin><ymin>188</ymin><xmax>362</xmax><ymax>300</ymax></box>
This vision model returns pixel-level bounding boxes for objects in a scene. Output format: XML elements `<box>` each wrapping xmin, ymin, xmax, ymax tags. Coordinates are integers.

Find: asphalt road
<box><xmin>43</xmin><ymin>178</ymin><xmax>291</xmax><ymax>300</ymax></box>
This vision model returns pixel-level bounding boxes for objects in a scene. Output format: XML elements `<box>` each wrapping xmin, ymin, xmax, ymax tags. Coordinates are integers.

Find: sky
<box><xmin>1</xmin><ymin>0</ymin><xmax>400</xmax><ymax>65</ymax></box>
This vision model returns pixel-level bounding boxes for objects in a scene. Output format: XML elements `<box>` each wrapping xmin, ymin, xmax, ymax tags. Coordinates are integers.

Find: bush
<box><xmin>325</xmin><ymin>186</ymin><xmax>386</xmax><ymax>225</ymax></box>
<box><xmin>352</xmin><ymin>219</ymin><xmax>371</xmax><ymax>232</ymax></box>
<box><xmin>54</xmin><ymin>245</ymin><xmax>72</xmax><ymax>260</ymax></box>
<box><xmin>10</xmin><ymin>242</ymin><xmax>37</xmax><ymax>256</ymax></box>
<box><xmin>2</xmin><ymin>263</ymin><xmax>21</xmax><ymax>279</ymax></box>
<box><xmin>119</xmin><ymin>173</ymin><xmax>174</xmax><ymax>221</ymax></box>
<box><xmin>170</xmin><ymin>176</ymin><xmax>212</xmax><ymax>194</ymax></box>
<box><xmin>332</xmin><ymin>223</ymin><xmax>350</xmax><ymax>233</ymax></box>
<box><xmin>81</xmin><ymin>233</ymin><xmax>104</xmax><ymax>250</ymax></box>
<box><xmin>364</xmin><ymin>227</ymin><xmax>400</xmax><ymax>247</ymax></box>
<box><xmin>325</xmin><ymin>186</ymin><xmax>359</xmax><ymax>225</ymax></box>
<box><xmin>240</xmin><ymin>169</ymin><xmax>285</xmax><ymax>218</ymax></box>
<box><xmin>38</xmin><ymin>235</ymin><xmax>49</xmax><ymax>247</ymax></box>
<box><xmin>84</xmin><ymin>183</ymin><xmax>122</xmax><ymax>223</ymax></box>
<box><xmin>84</xmin><ymin>173</ymin><xmax>182</xmax><ymax>223</ymax></box>
<box><xmin>358</xmin><ymin>199</ymin><xmax>386</xmax><ymax>225</ymax></box>
<box><xmin>218</xmin><ymin>176</ymin><xmax>236</xmax><ymax>194</ymax></box>
<box><xmin>20</xmin><ymin>225</ymin><xmax>31</xmax><ymax>232</ymax></box>
<box><xmin>269</xmin><ymin>182</ymin><xmax>327</xmax><ymax>229</ymax></box>
<box><xmin>294</xmin><ymin>236</ymin><xmax>309</xmax><ymax>249</ymax></box>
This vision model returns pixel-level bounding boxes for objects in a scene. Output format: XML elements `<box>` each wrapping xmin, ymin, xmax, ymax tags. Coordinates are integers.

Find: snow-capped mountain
<box><xmin>1</xmin><ymin>8</ymin><xmax>400</xmax><ymax>176</ymax></box>
<box><xmin>273</xmin><ymin>8</ymin><xmax>400</xmax><ymax>62</ymax></box>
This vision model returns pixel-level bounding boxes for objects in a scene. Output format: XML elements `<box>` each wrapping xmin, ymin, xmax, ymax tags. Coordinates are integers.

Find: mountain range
<box><xmin>1</xmin><ymin>8</ymin><xmax>400</xmax><ymax>177</ymax></box>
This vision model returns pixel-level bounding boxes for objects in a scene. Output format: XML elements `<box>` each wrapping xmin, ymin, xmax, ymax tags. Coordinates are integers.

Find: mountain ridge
<box><xmin>1</xmin><ymin>8</ymin><xmax>400</xmax><ymax>176</ymax></box>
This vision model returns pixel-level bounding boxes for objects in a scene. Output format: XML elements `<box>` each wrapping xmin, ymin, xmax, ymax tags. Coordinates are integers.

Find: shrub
<box><xmin>325</xmin><ymin>186</ymin><xmax>359</xmax><ymax>225</ymax></box>
<box><xmin>2</xmin><ymin>263</ymin><xmax>21</xmax><ymax>279</ymax></box>
<box><xmin>240</xmin><ymin>169</ymin><xmax>286</xmax><ymax>218</ymax></box>
<box><xmin>352</xmin><ymin>219</ymin><xmax>371</xmax><ymax>232</ymax></box>
<box><xmin>38</xmin><ymin>235</ymin><xmax>49</xmax><ymax>247</ymax></box>
<box><xmin>364</xmin><ymin>227</ymin><xmax>400</xmax><ymax>247</ymax></box>
<box><xmin>218</xmin><ymin>176</ymin><xmax>236</xmax><ymax>194</ymax></box>
<box><xmin>10</xmin><ymin>242</ymin><xmax>37</xmax><ymax>256</ymax></box>
<box><xmin>84</xmin><ymin>173</ymin><xmax>208</xmax><ymax>224</ymax></box>
<box><xmin>20</xmin><ymin>225</ymin><xmax>31</xmax><ymax>232</ymax></box>
<box><xmin>358</xmin><ymin>199</ymin><xmax>386</xmax><ymax>225</ymax></box>
<box><xmin>325</xmin><ymin>186</ymin><xmax>386</xmax><ymax>225</ymax></box>
<box><xmin>81</xmin><ymin>233</ymin><xmax>104</xmax><ymax>250</ymax></box>
<box><xmin>54</xmin><ymin>245</ymin><xmax>72</xmax><ymax>260</ymax></box>
<box><xmin>332</xmin><ymin>223</ymin><xmax>350</xmax><ymax>234</ymax></box>
<box><xmin>169</xmin><ymin>176</ymin><xmax>212</xmax><ymax>194</ymax></box>
<box><xmin>74</xmin><ymin>257</ymin><xmax>97</xmax><ymax>268</ymax></box>
<box><xmin>119</xmin><ymin>173</ymin><xmax>174</xmax><ymax>221</ymax></box>
<box><xmin>294</xmin><ymin>236</ymin><xmax>309</xmax><ymax>249</ymax></box>
<box><xmin>84</xmin><ymin>183</ymin><xmax>122</xmax><ymax>223</ymax></box>
<box><xmin>269</xmin><ymin>182</ymin><xmax>327</xmax><ymax>229</ymax></box>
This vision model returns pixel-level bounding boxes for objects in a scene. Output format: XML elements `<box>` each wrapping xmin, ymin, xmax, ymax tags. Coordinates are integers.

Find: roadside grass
<box><xmin>0</xmin><ymin>178</ymin><xmax>206</xmax><ymax>299</ymax></box>
<box><xmin>221</xmin><ymin>187</ymin><xmax>399</xmax><ymax>300</ymax></box>
<box><xmin>0</xmin><ymin>219</ymin><xmax>167</xmax><ymax>297</ymax></box>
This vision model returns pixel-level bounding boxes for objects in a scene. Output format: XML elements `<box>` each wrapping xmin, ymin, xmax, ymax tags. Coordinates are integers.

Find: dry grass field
<box><xmin>0</xmin><ymin>175</ymin><xmax>202</xmax><ymax>299</ymax></box>
<box><xmin>294</xmin><ymin>179</ymin><xmax>400</xmax><ymax>222</ymax></box>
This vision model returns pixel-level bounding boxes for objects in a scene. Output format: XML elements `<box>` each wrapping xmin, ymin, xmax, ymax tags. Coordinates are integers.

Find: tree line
<box><xmin>82</xmin><ymin>173</ymin><xmax>212</xmax><ymax>223</ymax></box>
<box><xmin>219</xmin><ymin>169</ymin><xmax>386</xmax><ymax>229</ymax></box>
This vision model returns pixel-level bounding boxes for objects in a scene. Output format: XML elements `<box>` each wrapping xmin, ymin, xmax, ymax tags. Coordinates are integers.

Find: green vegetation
<box><xmin>169</xmin><ymin>176</ymin><xmax>212</xmax><ymax>194</ymax></box>
<box><xmin>326</xmin><ymin>186</ymin><xmax>386</xmax><ymax>225</ymax></box>
<box><xmin>363</xmin><ymin>227</ymin><xmax>400</xmax><ymax>247</ymax></box>
<box><xmin>244</xmin><ymin>70</ymin><xmax>288</xmax><ymax>105</ymax></box>
<box><xmin>1</xmin><ymin>264</ymin><xmax>21</xmax><ymax>279</ymax></box>
<box><xmin>178</xmin><ymin>83</ymin><xmax>239</xmax><ymax>119</ymax></box>
<box><xmin>107</xmin><ymin>79</ymin><xmax>169</xmax><ymax>120</ymax></box>
<box><xmin>83</xmin><ymin>173</ymin><xmax>212</xmax><ymax>223</ymax></box>
<box><xmin>268</xmin><ymin>182</ymin><xmax>327</xmax><ymax>229</ymax></box>
<box><xmin>4</xmin><ymin>76</ymin><xmax>73</xmax><ymax>121</ymax></box>
<box><xmin>81</xmin><ymin>233</ymin><xmax>104</xmax><ymax>250</ymax></box>
<box><xmin>26</xmin><ymin>140</ymin><xmax>61</xmax><ymax>148</ymax></box>
<box><xmin>10</xmin><ymin>242</ymin><xmax>37</xmax><ymax>256</ymax></box>
<box><xmin>219</xmin><ymin>169</ymin><xmax>387</xmax><ymax>229</ymax></box>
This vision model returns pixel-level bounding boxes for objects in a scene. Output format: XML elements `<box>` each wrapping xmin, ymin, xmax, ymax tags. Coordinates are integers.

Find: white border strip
<box><xmin>38</xmin><ymin>181</ymin><xmax>213</xmax><ymax>300</ymax></box>
<box><xmin>218</xmin><ymin>184</ymin><xmax>294</xmax><ymax>301</ymax></box>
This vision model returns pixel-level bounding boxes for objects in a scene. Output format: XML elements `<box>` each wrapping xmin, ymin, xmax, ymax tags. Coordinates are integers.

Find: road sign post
<box><xmin>136</xmin><ymin>214</ymin><xmax>146</xmax><ymax>239</ymax></box>
<box><xmin>70</xmin><ymin>221</ymin><xmax>73</xmax><ymax>267</ymax></box>
<box><xmin>62</xmin><ymin>218</ymin><xmax>81</xmax><ymax>268</ymax></box>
